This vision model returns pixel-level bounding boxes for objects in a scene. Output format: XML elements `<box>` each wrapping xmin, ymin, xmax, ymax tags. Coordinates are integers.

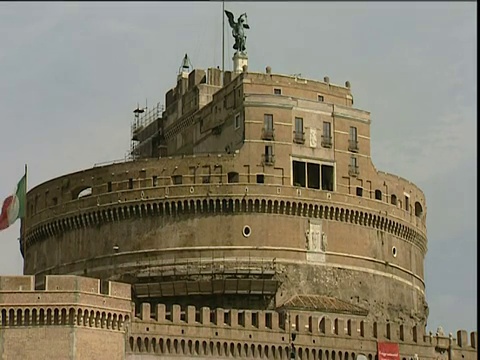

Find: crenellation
<box><xmin>155</xmin><ymin>303</ymin><xmax>166</xmax><ymax>321</ymax></box>
<box><xmin>471</xmin><ymin>331</ymin><xmax>477</xmax><ymax>349</ymax></box>
<box><xmin>172</xmin><ymin>304</ymin><xmax>181</xmax><ymax>323</ymax></box>
<box><xmin>214</xmin><ymin>308</ymin><xmax>225</xmax><ymax>326</ymax></box>
<box><xmin>457</xmin><ymin>330</ymin><xmax>469</xmax><ymax>348</ymax></box>
<box><xmin>199</xmin><ymin>306</ymin><xmax>210</xmax><ymax>325</ymax></box>
<box><xmin>186</xmin><ymin>305</ymin><xmax>196</xmax><ymax>324</ymax></box>
<box><xmin>335</xmin><ymin>318</ymin><xmax>345</xmax><ymax>336</ymax></box>
<box><xmin>140</xmin><ymin>303</ymin><xmax>151</xmax><ymax>321</ymax></box>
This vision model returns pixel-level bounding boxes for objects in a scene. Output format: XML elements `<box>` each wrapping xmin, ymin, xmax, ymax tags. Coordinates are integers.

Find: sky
<box><xmin>0</xmin><ymin>2</ymin><xmax>476</xmax><ymax>335</ymax></box>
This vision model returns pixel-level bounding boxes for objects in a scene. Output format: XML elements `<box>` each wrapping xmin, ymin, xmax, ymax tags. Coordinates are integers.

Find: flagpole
<box><xmin>222</xmin><ymin>0</ymin><xmax>225</xmax><ymax>83</ymax></box>
<box><xmin>22</xmin><ymin>163</ymin><xmax>27</xmax><ymax>266</ymax></box>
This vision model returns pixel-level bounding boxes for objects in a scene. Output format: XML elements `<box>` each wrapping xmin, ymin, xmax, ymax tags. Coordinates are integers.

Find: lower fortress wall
<box><xmin>0</xmin><ymin>275</ymin><xmax>477</xmax><ymax>360</ymax></box>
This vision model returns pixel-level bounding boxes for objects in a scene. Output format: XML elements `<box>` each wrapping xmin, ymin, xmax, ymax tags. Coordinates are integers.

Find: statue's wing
<box><xmin>224</xmin><ymin>10</ymin><xmax>235</xmax><ymax>28</ymax></box>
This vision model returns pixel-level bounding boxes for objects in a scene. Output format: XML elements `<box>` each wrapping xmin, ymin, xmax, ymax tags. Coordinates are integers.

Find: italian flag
<box><xmin>0</xmin><ymin>174</ymin><xmax>27</xmax><ymax>231</ymax></box>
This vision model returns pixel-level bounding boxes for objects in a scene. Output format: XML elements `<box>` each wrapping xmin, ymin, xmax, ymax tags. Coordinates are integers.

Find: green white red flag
<box><xmin>0</xmin><ymin>174</ymin><xmax>27</xmax><ymax>231</ymax></box>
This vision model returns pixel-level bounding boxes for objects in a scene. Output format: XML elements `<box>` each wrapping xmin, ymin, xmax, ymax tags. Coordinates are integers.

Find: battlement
<box><xmin>130</xmin><ymin>303</ymin><xmax>475</xmax><ymax>349</ymax></box>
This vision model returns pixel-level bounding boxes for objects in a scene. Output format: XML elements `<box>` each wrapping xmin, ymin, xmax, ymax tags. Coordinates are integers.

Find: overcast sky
<box><xmin>0</xmin><ymin>2</ymin><xmax>476</xmax><ymax>335</ymax></box>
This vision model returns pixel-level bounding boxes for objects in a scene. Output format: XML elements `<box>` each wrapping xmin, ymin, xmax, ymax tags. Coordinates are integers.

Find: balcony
<box><xmin>262</xmin><ymin>128</ymin><xmax>275</xmax><ymax>141</ymax></box>
<box><xmin>262</xmin><ymin>154</ymin><xmax>275</xmax><ymax>166</ymax></box>
<box><xmin>348</xmin><ymin>165</ymin><xmax>359</xmax><ymax>177</ymax></box>
<box><xmin>293</xmin><ymin>131</ymin><xmax>305</xmax><ymax>144</ymax></box>
<box><xmin>321</xmin><ymin>135</ymin><xmax>332</xmax><ymax>148</ymax></box>
<box><xmin>348</xmin><ymin>139</ymin><xmax>359</xmax><ymax>152</ymax></box>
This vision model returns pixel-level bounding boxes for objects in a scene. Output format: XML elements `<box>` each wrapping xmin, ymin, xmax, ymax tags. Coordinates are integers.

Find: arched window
<box><xmin>375</xmin><ymin>190</ymin><xmax>382</xmax><ymax>200</ymax></box>
<box><xmin>391</xmin><ymin>194</ymin><xmax>397</xmax><ymax>205</ymax></box>
<box><xmin>414</xmin><ymin>201</ymin><xmax>423</xmax><ymax>217</ymax></box>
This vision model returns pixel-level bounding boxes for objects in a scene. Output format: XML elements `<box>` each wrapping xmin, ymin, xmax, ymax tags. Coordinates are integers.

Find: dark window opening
<box><xmin>256</xmin><ymin>174</ymin><xmax>265</xmax><ymax>184</ymax></box>
<box><xmin>152</xmin><ymin>176</ymin><xmax>158</xmax><ymax>187</ymax></box>
<box><xmin>265</xmin><ymin>313</ymin><xmax>273</xmax><ymax>329</ymax></box>
<box><xmin>318</xmin><ymin>95</ymin><xmax>324</xmax><ymax>102</ymax></box>
<box><xmin>274</xmin><ymin>88</ymin><xmax>282</xmax><ymax>95</ymax></box>
<box><xmin>263</xmin><ymin>145</ymin><xmax>274</xmax><ymax>164</ymax></box>
<box><xmin>415</xmin><ymin>201</ymin><xmax>423</xmax><ymax>217</ymax></box>
<box><xmin>107</xmin><ymin>182</ymin><xmax>112</xmax><ymax>192</ymax></box>
<box><xmin>391</xmin><ymin>194</ymin><xmax>397</xmax><ymax>205</ymax></box>
<box><xmin>228</xmin><ymin>172</ymin><xmax>239</xmax><ymax>183</ymax></box>
<box><xmin>349</xmin><ymin>156</ymin><xmax>359</xmax><ymax>176</ymax></box>
<box><xmin>375</xmin><ymin>189</ymin><xmax>382</xmax><ymax>200</ymax></box>
<box><xmin>356</xmin><ymin>187</ymin><xmax>363</xmax><ymax>197</ymax></box>
<box><xmin>172</xmin><ymin>175</ymin><xmax>183</xmax><ymax>185</ymax></box>
<box><xmin>252</xmin><ymin>312</ymin><xmax>259</xmax><ymax>327</ymax></box>
<box><xmin>128</xmin><ymin>178</ymin><xmax>133</xmax><ymax>189</ymax></box>
<box><xmin>293</xmin><ymin>161</ymin><xmax>306</xmax><ymax>187</ymax></box>
<box><xmin>405</xmin><ymin>195</ymin><xmax>409</xmax><ymax>211</ymax></box>
<box><xmin>235</xmin><ymin>113</ymin><xmax>241</xmax><ymax>129</ymax></box>
<box><xmin>321</xmin><ymin>165</ymin><xmax>334</xmax><ymax>191</ymax></box>
<box><xmin>307</xmin><ymin>163</ymin><xmax>320</xmax><ymax>189</ymax></box>
<box><xmin>224</xmin><ymin>311</ymin><xmax>230</xmax><ymax>325</ymax></box>
<box><xmin>52</xmin><ymin>197</ymin><xmax>58</xmax><ymax>206</ymax></box>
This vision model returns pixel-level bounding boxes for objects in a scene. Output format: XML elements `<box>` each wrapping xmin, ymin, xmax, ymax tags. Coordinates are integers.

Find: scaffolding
<box><xmin>130</xmin><ymin>102</ymin><xmax>164</xmax><ymax>160</ymax></box>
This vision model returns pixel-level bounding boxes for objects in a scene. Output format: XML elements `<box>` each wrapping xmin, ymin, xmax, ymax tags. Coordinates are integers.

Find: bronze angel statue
<box><xmin>225</xmin><ymin>10</ymin><xmax>250</xmax><ymax>54</ymax></box>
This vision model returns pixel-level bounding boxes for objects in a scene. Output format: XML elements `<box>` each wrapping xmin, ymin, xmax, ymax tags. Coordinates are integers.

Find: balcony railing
<box><xmin>262</xmin><ymin>128</ymin><xmax>275</xmax><ymax>140</ymax></box>
<box><xmin>348</xmin><ymin>165</ymin><xmax>359</xmax><ymax>177</ymax></box>
<box><xmin>321</xmin><ymin>135</ymin><xmax>332</xmax><ymax>148</ymax></box>
<box><xmin>293</xmin><ymin>131</ymin><xmax>305</xmax><ymax>144</ymax></box>
<box><xmin>348</xmin><ymin>139</ymin><xmax>359</xmax><ymax>152</ymax></box>
<box><xmin>262</xmin><ymin>154</ymin><xmax>275</xmax><ymax>166</ymax></box>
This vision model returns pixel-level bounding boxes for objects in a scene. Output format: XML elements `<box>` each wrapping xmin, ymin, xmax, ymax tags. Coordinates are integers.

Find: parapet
<box><xmin>0</xmin><ymin>275</ymin><xmax>131</xmax><ymax>300</ymax></box>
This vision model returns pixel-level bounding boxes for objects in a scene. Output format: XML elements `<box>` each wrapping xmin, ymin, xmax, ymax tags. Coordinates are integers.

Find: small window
<box><xmin>52</xmin><ymin>197</ymin><xmax>58</xmax><ymax>206</ymax></box>
<box><xmin>356</xmin><ymin>187</ymin><xmax>363</xmax><ymax>197</ymax></box>
<box><xmin>256</xmin><ymin>174</ymin><xmax>265</xmax><ymax>184</ymax></box>
<box><xmin>264</xmin><ymin>145</ymin><xmax>274</xmax><ymax>164</ymax></box>
<box><xmin>318</xmin><ymin>95</ymin><xmax>324</xmax><ymax>102</ymax></box>
<box><xmin>274</xmin><ymin>88</ymin><xmax>282</xmax><ymax>95</ymax></box>
<box><xmin>152</xmin><ymin>176</ymin><xmax>158</xmax><ymax>187</ymax></box>
<box><xmin>375</xmin><ymin>190</ymin><xmax>382</xmax><ymax>200</ymax></box>
<box><xmin>172</xmin><ymin>175</ymin><xmax>183</xmax><ymax>185</ymax></box>
<box><xmin>391</xmin><ymin>194</ymin><xmax>397</xmax><ymax>205</ymax></box>
<box><xmin>234</xmin><ymin>113</ymin><xmax>241</xmax><ymax>129</ymax></box>
<box><xmin>107</xmin><ymin>182</ymin><xmax>112</xmax><ymax>192</ymax></box>
<box><xmin>322</xmin><ymin>122</ymin><xmax>332</xmax><ymax>147</ymax></box>
<box><xmin>228</xmin><ymin>172</ymin><xmax>239</xmax><ymax>183</ymax></box>
<box><xmin>405</xmin><ymin>194</ymin><xmax>410</xmax><ymax>211</ymax></box>
<box><xmin>128</xmin><ymin>178</ymin><xmax>133</xmax><ymax>189</ymax></box>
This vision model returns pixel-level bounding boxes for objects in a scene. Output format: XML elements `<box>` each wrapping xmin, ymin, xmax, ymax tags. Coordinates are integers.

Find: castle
<box><xmin>0</xmin><ymin>14</ymin><xmax>477</xmax><ymax>360</ymax></box>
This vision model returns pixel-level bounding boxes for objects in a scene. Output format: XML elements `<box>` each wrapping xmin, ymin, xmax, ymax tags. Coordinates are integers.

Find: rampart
<box><xmin>126</xmin><ymin>303</ymin><xmax>477</xmax><ymax>360</ymax></box>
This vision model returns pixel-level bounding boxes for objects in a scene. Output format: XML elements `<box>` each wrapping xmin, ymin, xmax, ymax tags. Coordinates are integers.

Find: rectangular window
<box><xmin>307</xmin><ymin>163</ymin><xmax>320</xmax><ymax>189</ymax></box>
<box><xmin>318</xmin><ymin>95</ymin><xmax>324</xmax><ymax>102</ymax></box>
<box><xmin>349</xmin><ymin>156</ymin><xmax>359</xmax><ymax>176</ymax></box>
<box><xmin>202</xmin><ymin>166</ymin><xmax>211</xmax><ymax>184</ymax></box>
<box><xmin>349</xmin><ymin>126</ymin><xmax>358</xmax><ymax>152</ymax></box>
<box><xmin>356</xmin><ymin>187</ymin><xmax>363</xmax><ymax>197</ymax></box>
<box><xmin>405</xmin><ymin>194</ymin><xmax>410</xmax><ymax>211</ymax></box>
<box><xmin>293</xmin><ymin>161</ymin><xmax>306</xmax><ymax>187</ymax></box>
<box><xmin>152</xmin><ymin>176</ymin><xmax>158</xmax><ymax>187</ymax></box>
<box><xmin>172</xmin><ymin>175</ymin><xmax>183</xmax><ymax>185</ymax></box>
<box><xmin>321</xmin><ymin>165</ymin><xmax>334</xmax><ymax>191</ymax></box>
<box><xmin>264</xmin><ymin>114</ymin><xmax>273</xmax><ymax>131</ymax></box>
<box><xmin>256</xmin><ymin>174</ymin><xmax>265</xmax><ymax>184</ymax></box>
<box><xmin>295</xmin><ymin>117</ymin><xmax>303</xmax><ymax>133</ymax></box>
<box><xmin>274</xmin><ymin>88</ymin><xmax>282</xmax><ymax>95</ymax></box>
<box><xmin>107</xmin><ymin>182</ymin><xmax>112</xmax><ymax>192</ymax></box>
<box><xmin>322</xmin><ymin>122</ymin><xmax>332</xmax><ymax>147</ymax></box>
<box><xmin>264</xmin><ymin>145</ymin><xmax>274</xmax><ymax>164</ymax></box>
<box><xmin>235</xmin><ymin>113</ymin><xmax>241</xmax><ymax>129</ymax></box>
<box><xmin>263</xmin><ymin>114</ymin><xmax>274</xmax><ymax>140</ymax></box>
<box><xmin>294</xmin><ymin>117</ymin><xmax>305</xmax><ymax>143</ymax></box>
<box><xmin>128</xmin><ymin>178</ymin><xmax>133</xmax><ymax>189</ymax></box>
